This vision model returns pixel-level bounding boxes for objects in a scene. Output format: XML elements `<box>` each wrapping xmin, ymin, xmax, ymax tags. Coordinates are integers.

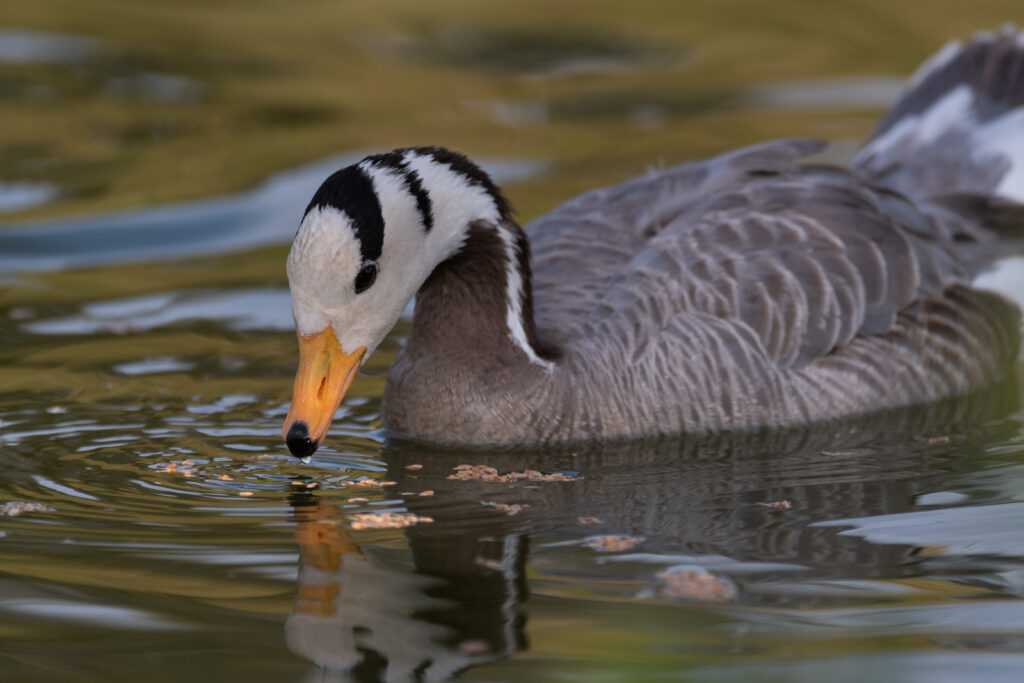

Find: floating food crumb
<box><xmin>406</xmin><ymin>464</ymin><xmax>423</xmax><ymax>470</ymax></box>
<box><xmin>458</xmin><ymin>639</ymin><xmax>490</xmax><ymax>655</ymax></box>
<box><xmin>928</xmin><ymin>435</ymin><xmax>951</xmax><ymax>444</ymax></box>
<box><xmin>757</xmin><ymin>500</ymin><xmax>793</xmax><ymax>510</ymax></box>
<box><xmin>46</xmin><ymin>406</ymin><xmax>68</xmax><ymax>415</ymax></box>
<box><xmin>348</xmin><ymin>497</ymin><xmax>369</xmax><ymax>503</ymax></box>
<box><xmin>349</xmin><ymin>512</ymin><xmax>434</xmax><ymax>530</ymax></box>
<box><xmin>380</xmin><ymin>481</ymin><xmax>397</xmax><ymax>487</ymax></box>
<box><xmin>447</xmin><ymin>465</ymin><xmax>579</xmax><ymax>483</ymax></box>
<box><xmin>219</xmin><ymin>475</ymin><xmax>233</xmax><ymax>481</ymax></box>
<box><xmin>182</xmin><ymin>460</ymin><xmax>195</xmax><ymax>466</ymax></box>
<box><xmin>419</xmin><ymin>490</ymin><xmax>434</xmax><ymax>497</ymax></box>
<box><xmin>656</xmin><ymin>568</ymin><xmax>736</xmax><ymax>602</ymax></box>
<box><xmin>163</xmin><ymin>462</ymin><xmax>178</xmax><ymax>471</ymax></box>
<box><xmin>474</xmin><ymin>556</ymin><xmax>502</xmax><ymax>570</ymax></box>
<box><xmin>577</xmin><ymin>516</ymin><xmax>603</xmax><ymax>525</ymax></box>
<box><xmin>354</xmin><ymin>479</ymin><xmax>378</xmax><ymax>487</ymax></box>
<box><xmin>292</xmin><ymin>480</ymin><xmax>304</xmax><ymax>486</ymax></box>
<box><xmin>1</xmin><ymin>502</ymin><xmax>50</xmax><ymax>517</ymax></box>
<box><xmin>239</xmin><ymin>491</ymin><xmax>254</xmax><ymax>497</ymax></box>
<box><xmin>182</xmin><ymin>469</ymin><xmax>194</xmax><ymax>477</ymax></box>
<box><xmin>481</xmin><ymin>501</ymin><xmax>529</xmax><ymax>516</ymax></box>
<box><xmin>585</xmin><ymin>535</ymin><xmax>640</xmax><ymax>552</ymax></box>
<box><xmin>305</xmin><ymin>482</ymin><xmax>318</xmax><ymax>489</ymax></box>
<box><xmin>400</xmin><ymin>491</ymin><xmax>415</xmax><ymax>496</ymax></box>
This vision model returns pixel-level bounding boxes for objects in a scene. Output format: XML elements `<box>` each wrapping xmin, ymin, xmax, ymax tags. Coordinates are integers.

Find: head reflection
<box><xmin>285</xmin><ymin>487</ymin><xmax>525</xmax><ymax>682</ymax></box>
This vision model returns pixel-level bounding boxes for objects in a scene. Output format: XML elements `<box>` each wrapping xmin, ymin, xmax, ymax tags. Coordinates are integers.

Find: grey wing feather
<box><xmin>527</xmin><ymin>139</ymin><xmax>984</xmax><ymax>373</ymax></box>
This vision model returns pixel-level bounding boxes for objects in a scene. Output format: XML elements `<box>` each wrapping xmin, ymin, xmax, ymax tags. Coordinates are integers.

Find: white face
<box><xmin>288</xmin><ymin>206</ymin><xmax>404</xmax><ymax>359</ymax></box>
<box><xmin>286</xmin><ymin>151</ymin><xmax>504</xmax><ymax>360</ymax></box>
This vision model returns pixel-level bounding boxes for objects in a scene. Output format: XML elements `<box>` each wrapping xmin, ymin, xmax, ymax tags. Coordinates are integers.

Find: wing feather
<box><xmin>528</xmin><ymin>139</ymin><xmax>1004</xmax><ymax>377</ymax></box>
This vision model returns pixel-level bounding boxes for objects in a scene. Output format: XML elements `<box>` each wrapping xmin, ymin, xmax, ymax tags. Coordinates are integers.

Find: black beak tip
<box><xmin>286</xmin><ymin>421</ymin><xmax>319</xmax><ymax>459</ymax></box>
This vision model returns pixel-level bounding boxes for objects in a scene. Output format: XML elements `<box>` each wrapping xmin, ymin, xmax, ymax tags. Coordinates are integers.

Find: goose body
<box><xmin>283</xmin><ymin>29</ymin><xmax>1024</xmax><ymax>457</ymax></box>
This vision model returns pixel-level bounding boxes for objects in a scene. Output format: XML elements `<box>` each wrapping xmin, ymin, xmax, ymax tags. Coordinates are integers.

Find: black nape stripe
<box><xmin>304</xmin><ymin>165</ymin><xmax>384</xmax><ymax>263</ymax></box>
<box><xmin>416</xmin><ymin>146</ymin><xmax>512</xmax><ymax>219</ymax></box>
<box><xmin>364</xmin><ymin>151</ymin><xmax>434</xmax><ymax>232</ymax></box>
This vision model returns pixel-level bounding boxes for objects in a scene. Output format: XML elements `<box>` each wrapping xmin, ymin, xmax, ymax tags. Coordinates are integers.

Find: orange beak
<box><xmin>282</xmin><ymin>327</ymin><xmax>365</xmax><ymax>458</ymax></box>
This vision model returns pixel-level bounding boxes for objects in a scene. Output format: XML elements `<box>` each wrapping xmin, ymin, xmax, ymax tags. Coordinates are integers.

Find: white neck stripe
<box><xmin>493</xmin><ymin>221</ymin><xmax>554</xmax><ymax>371</ymax></box>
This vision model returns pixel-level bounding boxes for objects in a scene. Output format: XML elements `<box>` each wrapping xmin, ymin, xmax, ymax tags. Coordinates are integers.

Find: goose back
<box><xmin>379</xmin><ymin>29</ymin><xmax>1024</xmax><ymax>446</ymax></box>
<box><xmin>516</xmin><ymin>139</ymin><xmax>1018</xmax><ymax>439</ymax></box>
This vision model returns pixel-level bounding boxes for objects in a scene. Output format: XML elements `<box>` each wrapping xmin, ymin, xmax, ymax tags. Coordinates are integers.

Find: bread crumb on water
<box><xmin>481</xmin><ymin>501</ymin><xmax>529</xmax><ymax>516</ymax></box>
<box><xmin>458</xmin><ymin>639</ymin><xmax>490</xmax><ymax>655</ymax></box>
<box><xmin>656</xmin><ymin>569</ymin><xmax>736</xmax><ymax>602</ymax></box>
<box><xmin>405</xmin><ymin>464</ymin><xmax>423</xmax><ymax>470</ymax></box>
<box><xmin>757</xmin><ymin>500</ymin><xmax>792</xmax><ymax>510</ymax></box>
<box><xmin>474</xmin><ymin>556</ymin><xmax>502</xmax><ymax>570</ymax></box>
<box><xmin>349</xmin><ymin>512</ymin><xmax>434</xmax><ymax>530</ymax></box>
<box><xmin>447</xmin><ymin>464</ymin><xmax>579</xmax><ymax>483</ymax></box>
<box><xmin>238</xmin><ymin>491</ymin><xmax>254</xmax><ymax>497</ymax></box>
<box><xmin>585</xmin><ymin>535</ymin><xmax>640</xmax><ymax>552</ymax></box>
<box><xmin>577</xmin><ymin>516</ymin><xmax>603</xmax><ymax>525</ymax></box>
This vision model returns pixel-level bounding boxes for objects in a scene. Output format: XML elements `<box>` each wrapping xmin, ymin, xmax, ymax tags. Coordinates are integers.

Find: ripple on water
<box><xmin>0</xmin><ymin>28</ymin><xmax>100</xmax><ymax>64</ymax></box>
<box><xmin>2</xmin><ymin>600</ymin><xmax>185</xmax><ymax>631</ymax></box>
<box><xmin>24</xmin><ymin>288</ymin><xmax>294</xmax><ymax>335</ymax></box>
<box><xmin>815</xmin><ymin>502</ymin><xmax>1024</xmax><ymax>557</ymax></box>
<box><xmin>0</xmin><ymin>180</ymin><xmax>60</xmax><ymax>213</ymax></box>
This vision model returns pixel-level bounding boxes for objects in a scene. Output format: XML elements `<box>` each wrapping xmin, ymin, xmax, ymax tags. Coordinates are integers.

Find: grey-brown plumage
<box><xmin>377</xmin><ymin>30</ymin><xmax>1024</xmax><ymax>445</ymax></box>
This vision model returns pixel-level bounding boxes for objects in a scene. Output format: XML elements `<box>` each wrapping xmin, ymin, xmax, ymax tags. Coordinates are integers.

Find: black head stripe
<box><xmin>400</xmin><ymin>167</ymin><xmax>433</xmax><ymax>231</ymax></box>
<box><xmin>364</xmin><ymin>152</ymin><xmax>434</xmax><ymax>232</ymax></box>
<box><xmin>372</xmin><ymin>146</ymin><xmax>511</xmax><ymax>220</ymax></box>
<box><xmin>304</xmin><ymin>165</ymin><xmax>384</xmax><ymax>263</ymax></box>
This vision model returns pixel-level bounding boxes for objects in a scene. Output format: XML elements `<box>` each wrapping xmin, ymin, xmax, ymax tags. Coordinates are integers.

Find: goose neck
<box><xmin>412</xmin><ymin>219</ymin><xmax>556</xmax><ymax>371</ymax></box>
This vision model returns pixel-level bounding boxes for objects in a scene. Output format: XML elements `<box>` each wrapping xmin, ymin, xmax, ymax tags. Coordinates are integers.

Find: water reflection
<box><xmin>283</xmin><ymin>378</ymin><xmax>1021</xmax><ymax>681</ymax></box>
<box><xmin>286</xmin><ymin>488</ymin><xmax>523</xmax><ymax>681</ymax></box>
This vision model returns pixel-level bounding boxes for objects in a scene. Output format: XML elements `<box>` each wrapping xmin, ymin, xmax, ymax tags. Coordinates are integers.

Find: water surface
<box><xmin>4</xmin><ymin>3</ymin><xmax>1024</xmax><ymax>682</ymax></box>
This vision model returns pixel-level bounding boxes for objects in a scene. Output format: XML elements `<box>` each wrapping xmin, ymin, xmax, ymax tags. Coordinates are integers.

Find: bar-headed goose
<box><xmin>283</xmin><ymin>28</ymin><xmax>1024</xmax><ymax>457</ymax></box>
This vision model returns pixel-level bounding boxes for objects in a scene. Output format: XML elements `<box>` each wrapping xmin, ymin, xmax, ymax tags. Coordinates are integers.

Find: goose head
<box><xmin>282</xmin><ymin>147</ymin><xmax>511</xmax><ymax>458</ymax></box>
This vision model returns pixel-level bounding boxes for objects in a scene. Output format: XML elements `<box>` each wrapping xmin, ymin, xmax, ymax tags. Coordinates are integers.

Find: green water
<box><xmin>4</xmin><ymin>2</ymin><xmax>1024</xmax><ymax>681</ymax></box>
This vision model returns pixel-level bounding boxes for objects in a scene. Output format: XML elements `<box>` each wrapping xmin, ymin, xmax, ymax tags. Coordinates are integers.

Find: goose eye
<box><xmin>354</xmin><ymin>262</ymin><xmax>378</xmax><ymax>294</ymax></box>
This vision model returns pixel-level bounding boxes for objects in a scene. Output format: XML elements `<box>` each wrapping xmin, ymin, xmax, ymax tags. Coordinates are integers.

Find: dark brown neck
<box><xmin>409</xmin><ymin>219</ymin><xmax>556</xmax><ymax>366</ymax></box>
